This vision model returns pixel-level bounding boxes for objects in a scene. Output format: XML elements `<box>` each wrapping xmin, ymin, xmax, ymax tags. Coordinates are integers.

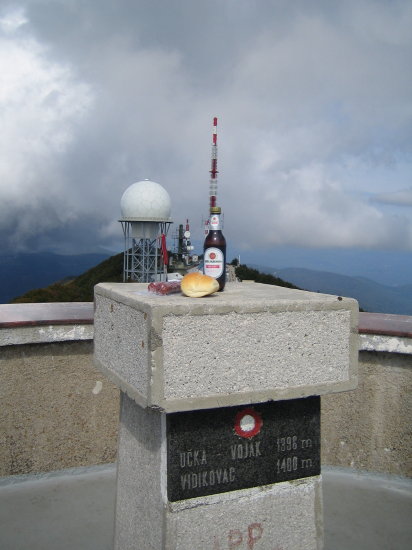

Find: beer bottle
<box><xmin>203</xmin><ymin>206</ymin><xmax>226</xmax><ymax>291</ymax></box>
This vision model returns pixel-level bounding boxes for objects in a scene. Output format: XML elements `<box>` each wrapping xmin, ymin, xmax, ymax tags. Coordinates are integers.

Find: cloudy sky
<box><xmin>1</xmin><ymin>0</ymin><xmax>411</xmax><ymax>272</ymax></box>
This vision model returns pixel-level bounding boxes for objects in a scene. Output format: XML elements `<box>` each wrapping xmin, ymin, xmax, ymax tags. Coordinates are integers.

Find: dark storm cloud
<box><xmin>1</xmin><ymin>0</ymin><xmax>411</xmax><ymax>254</ymax></box>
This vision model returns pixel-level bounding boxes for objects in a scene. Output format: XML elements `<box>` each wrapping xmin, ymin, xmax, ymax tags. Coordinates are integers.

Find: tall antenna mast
<box><xmin>209</xmin><ymin>116</ymin><xmax>218</xmax><ymax>211</ymax></box>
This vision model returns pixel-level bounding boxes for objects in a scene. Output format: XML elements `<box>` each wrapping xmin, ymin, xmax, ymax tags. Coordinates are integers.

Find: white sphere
<box><xmin>120</xmin><ymin>179</ymin><xmax>172</xmax><ymax>221</ymax></box>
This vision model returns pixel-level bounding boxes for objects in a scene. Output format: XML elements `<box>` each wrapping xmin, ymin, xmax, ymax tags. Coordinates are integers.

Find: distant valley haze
<box><xmin>1</xmin><ymin>250</ymin><xmax>411</xmax><ymax>315</ymax></box>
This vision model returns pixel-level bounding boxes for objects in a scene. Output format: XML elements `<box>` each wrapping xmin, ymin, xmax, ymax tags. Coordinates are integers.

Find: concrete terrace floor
<box><xmin>0</xmin><ymin>465</ymin><xmax>411</xmax><ymax>550</ymax></box>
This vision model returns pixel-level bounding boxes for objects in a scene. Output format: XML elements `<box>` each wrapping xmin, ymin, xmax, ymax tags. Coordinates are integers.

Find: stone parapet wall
<box><xmin>321</xmin><ymin>311</ymin><xmax>412</xmax><ymax>477</ymax></box>
<box><xmin>0</xmin><ymin>340</ymin><xmax>119</xmax><ymax>476</ymax></box>
<box><xmin>321</xmin><ymin>350</ymin><xmax>411</xmax><ymax>476</ymax></box>
<box><xmin>0</xmin><ymin>303</ymin><xmax>411</xmax><ymax>478</ymax></box>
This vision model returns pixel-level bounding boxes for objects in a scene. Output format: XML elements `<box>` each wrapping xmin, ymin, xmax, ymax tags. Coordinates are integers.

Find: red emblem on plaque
<box><xmin>234</xmin><ymin>408</ymin><xmax>262</xmax><ymax>439</ymax></box>
<box><xmin>210</xmin><ymin>252</ymin><xmax>216</xmax><ymax>259</ymax></box>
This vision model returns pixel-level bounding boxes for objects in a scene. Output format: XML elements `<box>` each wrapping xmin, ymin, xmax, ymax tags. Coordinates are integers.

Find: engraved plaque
<box><xmin>167</xmin><ymin>396</ymin><xmax>320</xmax><ymax>502</ymax></box>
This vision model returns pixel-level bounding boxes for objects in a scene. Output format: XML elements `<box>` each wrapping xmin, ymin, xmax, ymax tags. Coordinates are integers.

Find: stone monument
<box><xmin>94</xmin><ymin>282</ymin><xmax>358</xmax><ymax>549</ymax></box>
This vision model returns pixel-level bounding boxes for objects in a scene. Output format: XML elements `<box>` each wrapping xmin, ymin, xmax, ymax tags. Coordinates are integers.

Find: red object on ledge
<box><xmin>0</xmin><ymin>302</ymin><xmax>94</xmax><ymax>328</ymax></box>
<box><xmin>358</xmin><ymin>312</ymin><xmax>412</xmax><ymax>338</ymax></box>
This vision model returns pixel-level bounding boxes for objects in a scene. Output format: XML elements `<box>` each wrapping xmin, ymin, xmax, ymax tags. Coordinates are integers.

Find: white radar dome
<box><xmin>120</xmin><ymin>179</ymin><xmax>172</xmax><ymax>221</ymax></box>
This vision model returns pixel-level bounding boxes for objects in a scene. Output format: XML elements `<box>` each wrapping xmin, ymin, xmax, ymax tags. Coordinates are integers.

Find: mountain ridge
<box><xmin>1</xmin><ymin>253</ymin><xmax>411</xmax><ymax>315</ymax></box>
<box><xmin>249</xmin><ymin>264</ymin><xmax>412</xmax><ymax>315</ymax></box>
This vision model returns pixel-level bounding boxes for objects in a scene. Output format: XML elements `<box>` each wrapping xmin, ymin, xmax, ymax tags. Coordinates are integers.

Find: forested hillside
<box><xmin>11</xmin><ymin>253</ymin><xmax>123</xmax><ymax>303</ymax></box>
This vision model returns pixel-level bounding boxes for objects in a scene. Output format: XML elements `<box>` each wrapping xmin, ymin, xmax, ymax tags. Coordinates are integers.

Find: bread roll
<box><xmin>181</xmin><ymin>272</ymin><xmax>219</xmax><ymax>298</ymax></box>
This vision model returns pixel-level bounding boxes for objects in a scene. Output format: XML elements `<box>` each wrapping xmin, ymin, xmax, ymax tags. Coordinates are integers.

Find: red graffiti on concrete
<box><xmin>213</xmin><ymin>522</ymin><xmax>271</xmax><ymax>549</ymax></box>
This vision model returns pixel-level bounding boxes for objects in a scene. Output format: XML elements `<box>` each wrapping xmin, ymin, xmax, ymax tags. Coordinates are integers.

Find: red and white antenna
<box><xmin>209</xmin><ymin>116</ymin><xmax>218</xmax><ymax>210</ymax></box>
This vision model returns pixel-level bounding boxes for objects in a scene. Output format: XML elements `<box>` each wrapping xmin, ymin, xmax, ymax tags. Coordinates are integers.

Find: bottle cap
<box><xmin>210</xmin><ymin>206</ymin><xmax>221</xmax><ymax>214</ymax></box>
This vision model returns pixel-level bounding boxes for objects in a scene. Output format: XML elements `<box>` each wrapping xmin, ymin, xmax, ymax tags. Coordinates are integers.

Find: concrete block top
<box><xmin>94</xmin><ymin>282</ymin><xmax>358</xmax><ymax>412</ymax></box>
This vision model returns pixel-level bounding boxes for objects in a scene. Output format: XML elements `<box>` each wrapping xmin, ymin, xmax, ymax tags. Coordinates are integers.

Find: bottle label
<box><xmin>209</xmin><ymin>215</ymin><xmax>220</xmax><ymax>230</ymax></box>
<box><xmin>204</xmin><ymin>247</ymin><xmax>224</xmax><ymax>278</ymax></box>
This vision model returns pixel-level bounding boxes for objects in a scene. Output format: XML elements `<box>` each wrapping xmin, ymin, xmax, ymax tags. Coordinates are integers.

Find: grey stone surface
<box><xmin>322</xmin><ymin>350</ymin><xmax>412</xmax><ymax>476</ymax></box>
<box><xmin>3</xmin><ymin>335</ymin><xmax>410</xmax><ymax>479</ymax></box>
<box><xmin>359</xmin><ymin>333</ymin><xmax>412</xmax><ymax>354</ymax></box>
<box><xmin>114</xmin><ymin>394</ymin><xmax>323</xmax><ymax>550</ymax></box>
<box><xmin>1</xmin><ymin>464</ymin><xmax>410</xmax><ymax>550</ymax></box>
<box><xmin>94</xmin><ymin>282</ymin><xmax>358</xmax><ymax>412</ymax></box>
<box><xmin>1</xmin><ymin>304</ymin><xmax>410</xmax><ymax>550</ymax></box>
<box><xmin>92</xmin><ymin>283</ymin><xmax>358</xmax><ymax>548</ymax></box>
<box><xmin>322</xmin><ymin>466</ymin><xmax>412</xmax><ymax>550</ymax></box>
<box><xmin>0</xmin><ymin>341</ymin><xmax>119</xmax><ymax>477</ymax></box>
<box><xmin>0</xmin><ymin>323</ymin><xmax>93</xmax><ymax>346</ymax></box>
<box><xmin>0</xmin><ymin>464</ymin><xmax>116</xmax><ymax>550</ymax></box>
<box><xmin>114</xmin><ymin>393</ymin><xmax>164</xmax><ymax>550</ymax></box>
<box><xmin>94</xmin><ymin>295</ymin><xmax>149</xmax><ymax>404</ymax></box>
<box><xmin>163</xmin><ymin>310</ymin><xmax>351</xmax><ymax>400</ymax></box>
<box><xmin>166</xmin><ymin>477</ymin><xmax>322</xmax><ymax>550</ymax></box>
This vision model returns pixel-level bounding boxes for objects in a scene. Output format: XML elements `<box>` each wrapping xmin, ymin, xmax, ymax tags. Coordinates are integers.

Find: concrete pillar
<box><xmin>94</xmin><ymin>282</ymin><xmax>358</xmax><ymax>550</ymax></box>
